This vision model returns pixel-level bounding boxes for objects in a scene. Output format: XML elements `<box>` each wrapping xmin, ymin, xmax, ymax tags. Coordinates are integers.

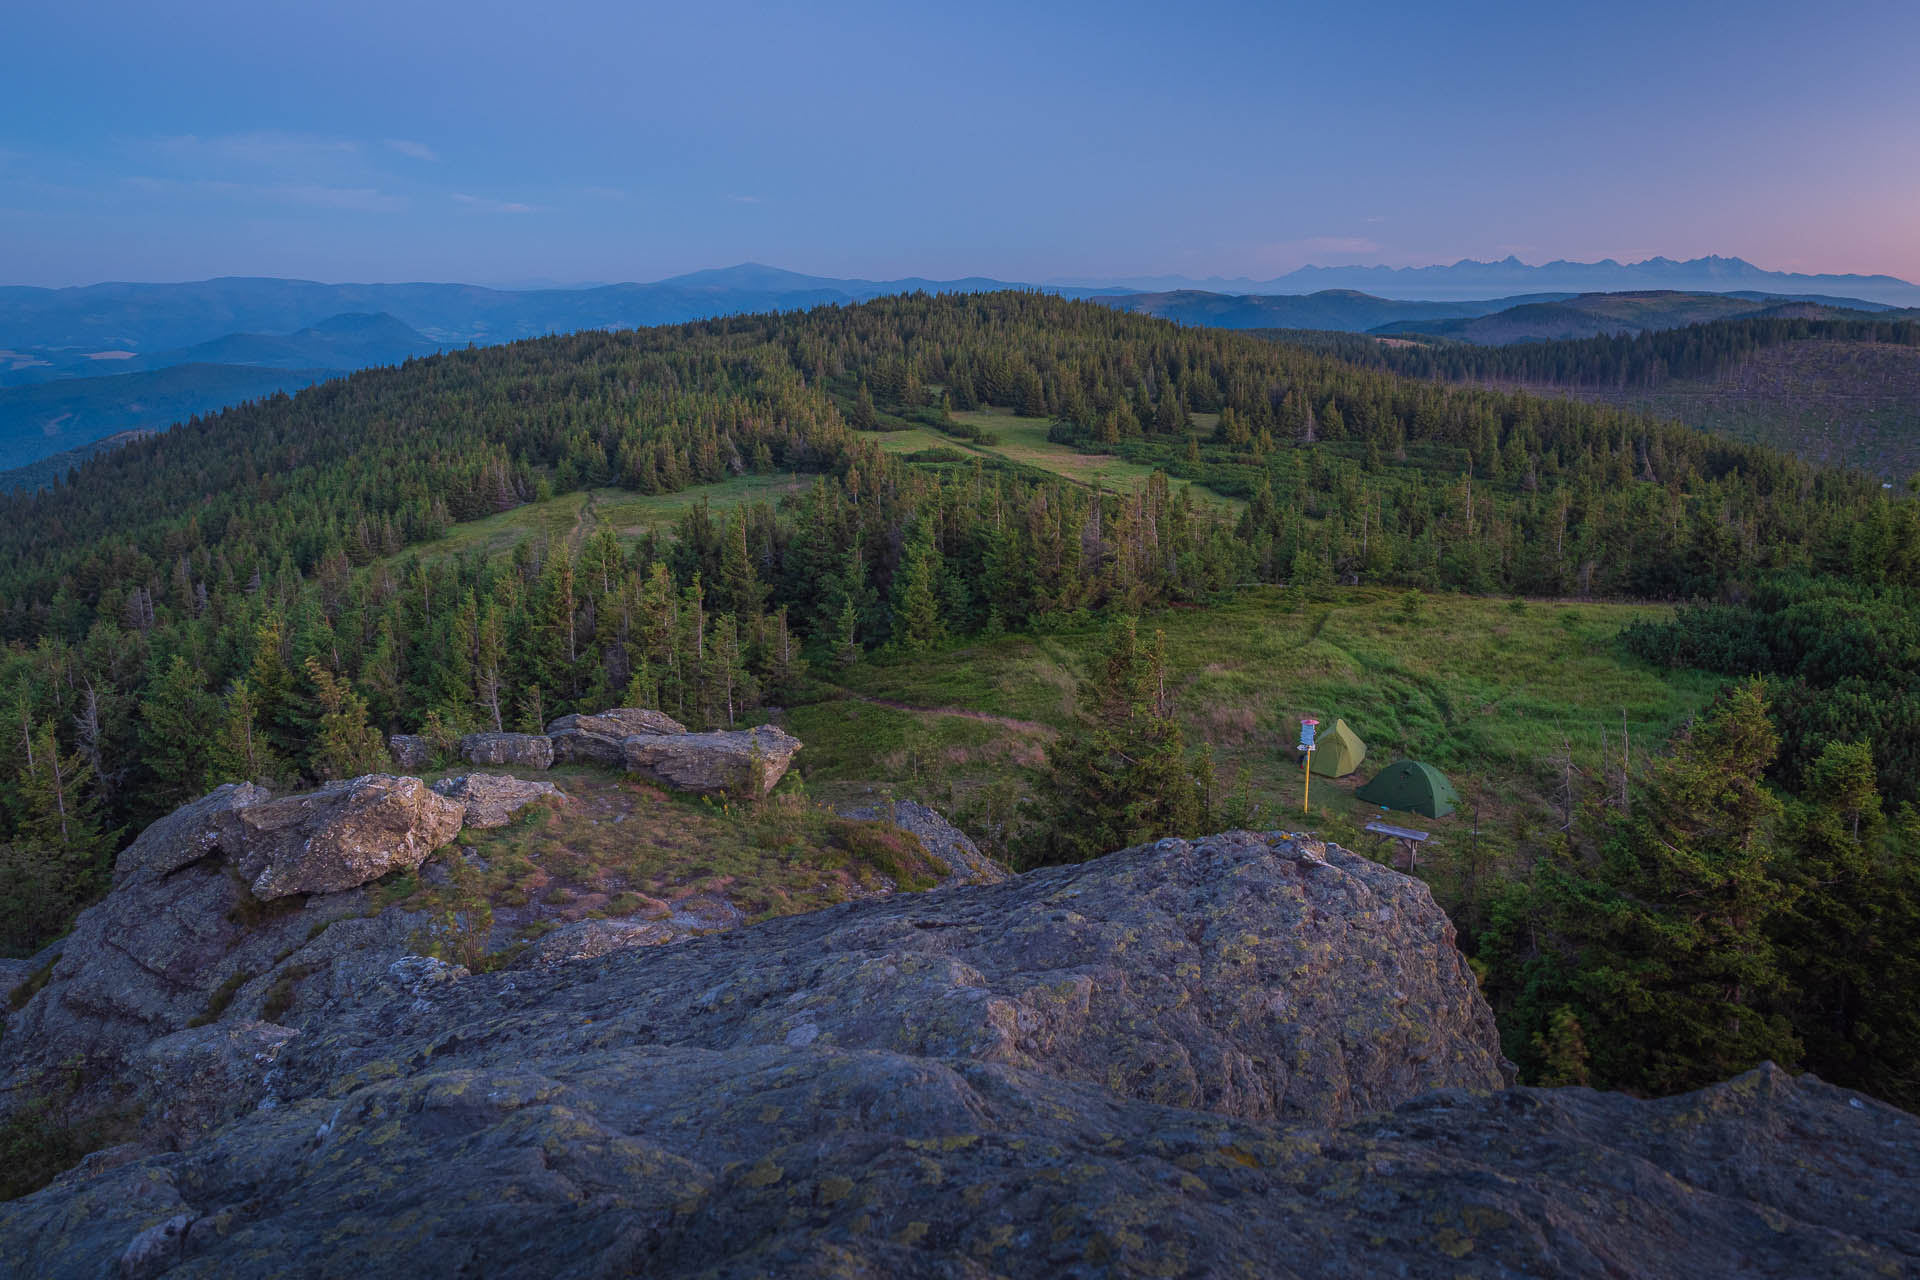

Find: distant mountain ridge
<box><xmin>1052</xmin><ymin>255</ymin><xmax>1920</xmax><ymax>307</ymax></box>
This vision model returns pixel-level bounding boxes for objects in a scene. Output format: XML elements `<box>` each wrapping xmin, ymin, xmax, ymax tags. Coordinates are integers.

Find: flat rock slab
<box><xmin>430</xmin><ymin>773</ymin><xmax>564</xmax><ymax>829</ymax></box>
<box><xmin>621</xmin><ymin>724</ymin><xmax>801</xmax><ymax>797</ymax></box>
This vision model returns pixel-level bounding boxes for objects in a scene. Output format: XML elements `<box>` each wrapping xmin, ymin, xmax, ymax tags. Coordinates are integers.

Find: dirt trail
<box><xmin>831</xmin><ymin>690</ymin><xmax>1056</xmax><ymax>736</ymax></box>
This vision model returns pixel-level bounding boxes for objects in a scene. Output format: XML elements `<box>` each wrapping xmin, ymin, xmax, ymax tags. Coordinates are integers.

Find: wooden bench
<box><xmin>1364</xmin><ymin>821</ymin><xmax>1430</xmax><ymax>871</ymax></box>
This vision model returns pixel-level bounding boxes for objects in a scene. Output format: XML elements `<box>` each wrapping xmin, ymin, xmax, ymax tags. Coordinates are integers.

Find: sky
<box><xmin>3</xmin><ymin>0</ymin><xmax>1918</xmax><ymax>288</ymax></box>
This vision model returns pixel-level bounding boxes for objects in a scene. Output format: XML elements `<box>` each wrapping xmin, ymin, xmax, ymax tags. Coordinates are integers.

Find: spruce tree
<box><xmin>140</xmin><ymin>654</ymin><xmax>221</xmax><ymax>808</ymax></box>
<box><xmin>1036</xmin><ymin>616</ymin><xmax>1204</xmax><ymax>864</ymax></box>
<box><xmin>303</xmin><ymin>658</ymin><xmax>388</xmax><ymax>782</ymax></box>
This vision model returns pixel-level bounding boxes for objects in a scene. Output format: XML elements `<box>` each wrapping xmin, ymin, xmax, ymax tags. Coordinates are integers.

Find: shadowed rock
<box><xmin>2</xmin><ymin>831</ymin><xmax>1914</xmax><ymax>1276</ymax></box>
<box><xmin>621</xmin><ymin>724</ymin><xmax>801</xmax><ymax>797</ymax></box>
<box><xmin>458</xmin><ymin>731</ymin><xmax>554</xmax><ymax>770</ymax></box>
<box><xmin>430</xmin><ymin>772</ymin><xmax>564</xmax><ymax>829</ymax></box>
<box><xmin>387</xmin><ymin>733</ymin><xmax>433</xmax><ymax>771</ymax></box>
<box><xmin>136</xmin><ymin>1020</ymin><xmax>300</xmax><ymax>1147</ymax></box>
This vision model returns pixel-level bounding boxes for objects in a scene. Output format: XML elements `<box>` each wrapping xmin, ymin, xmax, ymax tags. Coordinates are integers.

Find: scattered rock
<box><xmin>137</xmin><ymin>1020</ymin><xmax>299</xmax><ymax>1147</ymax></box>
<box><xmin>386</xmin><ymin>733</ymin><xmax>433</xmax><ymax>771</ymax></box>
<box><xmin>4</xmin><ymin>832</ymin><xmax>1914</xmax><ymax>1277</ymax></box>
<box><xmin>621</xmin><ymin>724</ymin><xmax>801</xmax><ymax>797</ymax></box>
<box><xmin>430</xmin><ymin>773</ymin><xmax>564</xmax><ymax>829</ymax></box>
<box><xmin>228</xmin><ymin>775</ymin><xmax>465</xmax><ymax>899</ymax></box>
<box><xmin>838</xmin><ymin>799</ymin><xmax>1010</xmax><ymax>887</ymax></box>
<box><xmin>457</xmin><ymin>731</ymin><xmax>554</xmax><ymax>771</ymax></box>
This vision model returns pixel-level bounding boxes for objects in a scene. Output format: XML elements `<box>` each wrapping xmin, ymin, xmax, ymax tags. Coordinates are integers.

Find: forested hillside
<box><xmin>3</xmin><ymin>292</ymin><xmax>1919</xmax><ymax>1107</ymax></box>
<box><xmin>1273</xmin><ymin>312</ymin><xmax>1920</xmax><ymax>477</ymax></box>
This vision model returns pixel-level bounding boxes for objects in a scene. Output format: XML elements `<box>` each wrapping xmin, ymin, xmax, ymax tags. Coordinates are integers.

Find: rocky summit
<box><xmin>5</xmin><ymin>828</ymin><xmax>1913</xmax><ymax>1277</ymax></box>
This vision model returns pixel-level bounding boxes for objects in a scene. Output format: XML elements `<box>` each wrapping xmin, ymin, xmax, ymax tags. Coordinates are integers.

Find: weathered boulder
<box><xmin>387</xmin><ymin>733</ymin><xmax>434</xmax><ymax>771</ymax></box>
<box><xmin>112</xmin><ymin>781</ymin><xmax>271</xmax><ymax>882</ymax></box>
<box><xmin>457</xmin><ymin>731</ymin><xmax>554</xmax><ymax>771</ymax></box>
<box><xmin>546</xmin><ymin>707</ymin><xmax>685</xmax><ymax>766</ymax></box>
<box><xmin>430</xmin><ymin>772</ymin><xmax>564</xmax><ymax>829</ymax></box>
<box><xmin>228</xmin><ymin>774</ymin><xmax>465</xmax><ymax>899</ymax></box>
<box><xmin>622</xmin><ymin>724</ymin><xmax>801</xmax><ymax>797</ymax></box>
<box><xmin>838</xmin><ymin>799</ymin><xmax>1010</xmax><ymax>887</ymax></box>
<box><xmin>136</xmin><ymin>1020</ymin><xmax>300</xmax><ymax>1148</ymax></box>
<box><xmin>3</xmin><ymin>832</ymin><xmax>1915</xmax><ymax>1277</ymax></box>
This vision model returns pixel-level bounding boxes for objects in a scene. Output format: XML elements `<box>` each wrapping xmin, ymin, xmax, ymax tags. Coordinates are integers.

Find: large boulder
<box><xmin>457</xmin><ymin>731</ymin><xmax>553</xmax><ymax>771</ymax></box>
<box><xmin>431</xmin><ymin>773</ymin><xmax>564</xmax><ymax>829</ymax></box>
<box><xmin>546</xmin><ymin>707</ymin><xmax>685</xmax><ymax>766</ymax></box>
<box><xmin>3</xmin><ymin>832</ymin><xmax>1916</xmax><ymax>1277</ymax></box>
<box><xmin>621</xmin><ymin>724</ymin><xmax>801</xmax><ymax>797</ymax></box>
<box><xmin>229</xmin><ymin>775</ymin><xmax>466</xmax><ymax>899</ymax></box>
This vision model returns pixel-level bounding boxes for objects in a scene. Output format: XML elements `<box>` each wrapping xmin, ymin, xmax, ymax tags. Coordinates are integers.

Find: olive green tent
<box><xmin>1355</xmin><ymin>759</ymin><xmax>1460</xmax><ymax>819</ymax></box>
<box><xmin>1308</xmin><ymin>718</ymin><xmax>1366</xmax><ymax>778</ymax></box>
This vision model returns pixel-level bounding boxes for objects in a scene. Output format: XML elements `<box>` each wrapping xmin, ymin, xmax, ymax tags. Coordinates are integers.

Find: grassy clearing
<box><xmin>858</xmin><ymin>407</ymin><xmax>1240</xmax><ymax>512</ymax></box>
<box><xmin>392</xmin><ymin>473</ymin><xmax>812</xmax><ymax>566</ymax></box>
<box><xmin>787</xmin><ymin>587</ymin><xmax>1722</xmax><ymax>877</ymax></box>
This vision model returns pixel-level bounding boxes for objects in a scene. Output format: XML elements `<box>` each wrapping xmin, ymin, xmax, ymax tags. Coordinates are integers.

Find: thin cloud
<box><xmin>452</xmin><ymin>192</ymin><xmax>538</xmax><ymax>214</ymax></box>
<box><xmin>727</xmin><ymin>194</ymin><xmax>765</xmax><ymax>204</ymax></box>
<box><xmin>125</xmin><ymin>175</ymin><xmax>407</xmax><ymax>212</ymax></box>
<box><xmin>150</xmin><ymin>132</ymin><xmax>360</xmax><ymax>167</ymax></box>
<box><xmin>385</xmin><ymin>139</ymin><xmax>438</xmax><ymax>162</ymax></box>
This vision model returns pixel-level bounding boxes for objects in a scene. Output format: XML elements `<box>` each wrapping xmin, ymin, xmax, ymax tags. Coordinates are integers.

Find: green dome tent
<box><xmin>1355</xmin><ymin>759</ymin><xmax>1460</xmax><ymax>819</ymax></box>
<box><xmin>1308</xmin><ymin>718</ymin><xmax>1366</xmax><ymax>778</ymax></box>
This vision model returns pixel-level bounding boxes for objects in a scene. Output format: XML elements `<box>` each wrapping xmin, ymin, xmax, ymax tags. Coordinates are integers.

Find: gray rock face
<box><xmin>622</xmin><ymin>724</ymin><xmax>801</xmax><ymax>797</ymax></box>
<box><xmin>136</xmin><ymin>1020</ymin><xmax>300</xmax><ymax>1147</ymax></box>
<box><xmin>838</xmin><ymin>800</ymin><xmax>1010</xmax><ymax>888</ymax></box>
<box><xmin>547</xmin><ymin>707</ymin><xmax>685</xmax><ymax>766</ymax></box>
<box><xmin>458</xmin><ymin>731</ymin><xmax>554</xmax><ymax>770</ymax></box>
<box><xmin>387</xmin><ymin>733</ymin><xmax>433</xmax><ymax>771</ymax></box>
<box><xmin>0</xmin><ymin>781</ymin><xmax>445</xmax><ymax>1107</ymax></box>
<box><xmin>430</xmin><ymin>772</ymin><xmax>564</xmax><ymax>829</ymax></box>
<box><xmin>227</xmin><ymin>774</ymin><xmax>465</xmax><ymax>900</ymax></box>
<box><xmin>2</xmin><ymin>831</ymin><xmax>1914</xmax><ymax>1277</ymax></box>
<box><xmin>518</xmin><ymin>895</ymin><xmax>745</xmax><ymax>968</ymax></box>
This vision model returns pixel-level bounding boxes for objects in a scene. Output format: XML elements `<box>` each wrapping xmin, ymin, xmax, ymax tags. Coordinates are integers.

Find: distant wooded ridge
<box><xmin>1</xmin><ymin>260</ymin><xmax>1914</xmax><ymax>481</ymax></box>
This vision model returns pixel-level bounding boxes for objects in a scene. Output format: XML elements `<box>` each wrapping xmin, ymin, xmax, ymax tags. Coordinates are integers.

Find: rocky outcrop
<box><xmin>3</xmin><ymin>830</ymin><xmax>1914</xmax><ymax>1277</ymax></box>
<box><xmin>839</xmin><ymin>799</ymin><xmax>1010</xmax><ymax>887</ymax></box>
<box><xmin>622</xmin><ymin>724</ymin><xmax>801</xmax><ymax>797</ymax></box>
<box><xmin>228</xmin><ymin>775</ymin><xmax>465</xmax><ymax>899</ymax></box>
<box><xmin>386</xmin><ymin>733</ymin><xmax>433</xmax><ymax>771</ymax></box>
<box><xmin>548</xmin><ymin>707</ymin><xmax>687</xmax><ymax>766</ymax></box>
<box><xmin>430</xmin><ymin>772</ymin><xmax>564</xmax><ymax>829</ymax></box>
<box><xmin>457</xmin><ymin>731</ymin><xmax>554</xmax><ymax>771</ymax></box>
<box><xmin>0</xmin><ymin>779</ymin><xmax>455</xmax><ymax>1105</ymax></box>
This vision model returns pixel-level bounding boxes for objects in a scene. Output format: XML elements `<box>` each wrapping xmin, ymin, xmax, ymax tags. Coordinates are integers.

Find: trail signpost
<box><xmin>1298</xmin><ymin>718</ymin><xmax>1318</xmax><ymax>814</ymax></box>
